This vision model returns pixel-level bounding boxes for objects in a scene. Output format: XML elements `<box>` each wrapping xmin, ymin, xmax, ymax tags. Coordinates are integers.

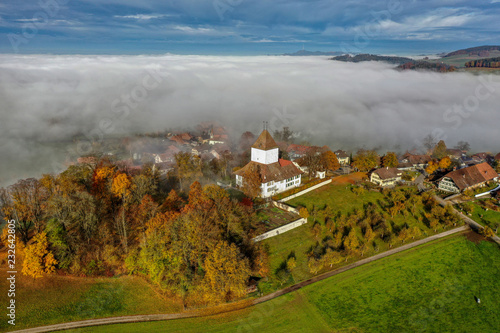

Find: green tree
<box><xmin>432</xmin><ymin>140</ymin><xmax>447</xmax><ymax>159</ymax></box>
<box><xmin>382</xmin><ymin>152</ymin><xmax>399</xmax><ymax>168</ymax></box>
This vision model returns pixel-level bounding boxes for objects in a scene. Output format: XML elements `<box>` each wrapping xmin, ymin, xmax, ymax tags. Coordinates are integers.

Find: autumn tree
<box><xmin>382</xmin><ymin>152</ymin><xmax>399</xmax><ymax>168</ymax></box>
<box><xmin>7</xmin><ymin>178</ymin><xmax>49</xmax><ymax>243</ymax></box>
<box><xmin>438</xmin><ymin>156</ymin><xmax>451</xmax><ymax>170</ymax></box>
<box><xmin>343</xmin><ymin>229</ymin><xmax>360</xmax><ymax>257</ymax></box>
<box><xmin>425</xmin><ymin>161</ymin><xmax>439</xmax><ymax>175</ymax></box>
<box><xmin>352</xmin><ymin>150</ymin><xmax>380</xmax><ymax>172</ymax></box>
<box><xmin>320</xmin><ymin>150</ymin><xmax>340</xmax><ymax>172</ymax></box>
<box><xmin>481</xmin><ymin>226</ymin><xmax>495</xmax><ymax>238</ymax></box>
<box><xmin>202</xmin><ymin>241</ymin><xmax>251</xmax><ymax>303</ymax></box>
<box><xmin>175</xmin><ymin>152</ymin><xmax>203</xmax><ymax>192</ymax></box>
<box><xmin>322</xmin><ymin>248</ymin><xmax>343</xmax><ymax>268</ymax></box>
<box><xmin>311</xmin><ymin>222</ymin><xmax>322</xmax><ymax>239</ymax></box>
<box><xmin>112</xmin><ymin>172</ymin><xmax>132</xmax><ymax>252</ymax></box>
<box><xmin>241</xmin><ymin>164</ymin><xmax>262</xmax><ymax>199</ymax></box>
<box><xmin>299</xmin><ymin>207</ymin><xmax>309</xmax><ymax>219</ymax></box>
<box><xmin>432</xmin><ymin>140</ymin><xmax>447</xmax><ymax>159</ymax></box>
<box><xmin>22</xmin><ymin>232</ymin><xmax>58</xmax><ymax>278</ymax></box>
<box><xmin>298</xmin><ymin>146</ymin><xmax>323</xmax><ymax>177</ymax></box>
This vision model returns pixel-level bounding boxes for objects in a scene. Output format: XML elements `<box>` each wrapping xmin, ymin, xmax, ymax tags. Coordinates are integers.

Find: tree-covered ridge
<box><xmin>443</xmin><ymin>45</ymin><xmax>500</xmax><ymax>58</ymax></box>
<box><xmin>397</xmin><ymin>61</ymin><xmax>456</xmax><ymax>72</ymax></box>
<box><xmin>331</xmin><ymin>54</ymin><xmax>413</xmax><ymax>65</ymax></box>
<box><xmin>465</xmin><ymin>57</ymin><xmax>500</xmax><ymax>68</ymax></box>
<box><xmin>0</xmin><ymin>160</ymin><xmax>267</xmax><ymax>306</ymax></box>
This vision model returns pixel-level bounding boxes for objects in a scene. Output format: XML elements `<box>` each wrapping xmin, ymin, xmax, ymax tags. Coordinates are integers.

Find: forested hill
<box><xmin>465</xmin><ymin>57</ymin><xmax>500</xmax><ymax>68</ymax></box>
<box><xmin>397</xmin><ymin>61</ymin><xmax>456</xmax><ymax>72</ymax></box>
<box><xmin>331</xmin><ymin>54</ymin><xmax>413</xmax><ymax>65</ymax></box>
<box><xmin>444</xmin><ymin>45</ymin><xmax>500</xmax><ymax>58</ymax></box>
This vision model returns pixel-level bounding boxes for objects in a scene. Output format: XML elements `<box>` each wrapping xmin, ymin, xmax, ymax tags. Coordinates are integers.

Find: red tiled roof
<box><xmin>234</xmin><ymin>160</ymin><xmax>302</xmax><ymax>183</ymax></box>
<box><xmin>495</xmin><ymin>153</ymin><xmax>500</xmax><ymax>161</ymax></box>
<box><xmin>278</xmin><ymin>158</ymin><xmax>293</xmax><ymax>167</ymax></box>
<box><xmin>251</xmin><ymin>130</ymin><xmax>278</xmax><ymax>150</ymax></box>
<box><xmin>443</xmin><ymin>162</ymin><xmax>498</xmax><ymax>191</ymax></box>
<box><xmin>287</xmin><ymin>144</ymin><xmax>311</xmax><ymax>154</ymax></box>
<box><xmin>405</xmin><ymin>154</ymin><xmax>431</xmax><ymax>165</ymax></box>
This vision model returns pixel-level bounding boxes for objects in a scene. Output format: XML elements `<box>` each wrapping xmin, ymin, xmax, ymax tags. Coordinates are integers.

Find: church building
<box><xmin>234</xmin><ymin>129</ymin><xmax>303</xmax><ymax>198</ymax></box>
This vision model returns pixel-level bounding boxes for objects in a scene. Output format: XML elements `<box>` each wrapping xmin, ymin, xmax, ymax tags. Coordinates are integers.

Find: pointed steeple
<box><xmin>251</xmin><ymin>130</ymin><xmax>278</xmax><ymax>151</ymax></box>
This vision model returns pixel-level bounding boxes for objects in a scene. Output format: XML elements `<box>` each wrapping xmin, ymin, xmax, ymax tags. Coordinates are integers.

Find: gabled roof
<box><xmin>442</xmin><ymin>162</ymin><xmax>498</xmax><ymax>191</ymax></box>
<box><xmin>251</xmin><ymin>130</ymin><xmax>278</xmax><ymax>150</ymax></box>
<box><xmin>334</xmin><ymin>150</ymin><xmax>349</xmax><ymax>158</ymax></box>
<box><xmin>234</xmin><ymin>159</ymin><xmax>302</xmax><ymax>183</ymax></box>
<box><xmin>372</xmin><ymin>167</ymin><xmax>402</xmax><ymax>180</ymax></box>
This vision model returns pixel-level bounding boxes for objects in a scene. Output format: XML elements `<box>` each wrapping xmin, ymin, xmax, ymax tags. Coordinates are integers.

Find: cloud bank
<box><xmin>1</xmin><ymin>55</ymin><xmax>500</xmax><ymax>185</ymax></box>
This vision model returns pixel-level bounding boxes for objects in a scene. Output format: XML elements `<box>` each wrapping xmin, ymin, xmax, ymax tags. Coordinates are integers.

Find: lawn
<box><xmin>0</xmin><ymin>271</ymin><xmax>183</xmax><ymax>331</ymax></box>
<box><xmin>63</xmin><ymin>234</ymin><xmax>500</xmax><ymax>333</ymax></box>
<box><xmin>287</xmin><ymin>182</ymin><xmax>383</xmax><ymax>215</ymax></box>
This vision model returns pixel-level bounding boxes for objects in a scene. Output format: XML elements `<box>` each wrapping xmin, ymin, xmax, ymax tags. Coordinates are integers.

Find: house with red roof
<box><xmin>234</xmin><ymin>129</ymin><xmax>303</xmax><ymax>198</ymax></box>
<box><xmin>438</xmin><ymin>162</ymin><xmax>498</xmax><ymax>193</ymax></box>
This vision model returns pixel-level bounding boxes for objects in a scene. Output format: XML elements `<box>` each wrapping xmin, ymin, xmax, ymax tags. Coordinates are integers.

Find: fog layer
<box><xmin>1</xmin><ymin>55</ymin><xmax>499</xmax><ymax>185</ymax></box>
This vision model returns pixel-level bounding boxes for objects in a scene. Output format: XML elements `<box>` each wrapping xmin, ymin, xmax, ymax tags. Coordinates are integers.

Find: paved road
<box><xmin>12</xmin><ymin>225</ymin><xmax>469</xmax><ymax>333</ymax></box>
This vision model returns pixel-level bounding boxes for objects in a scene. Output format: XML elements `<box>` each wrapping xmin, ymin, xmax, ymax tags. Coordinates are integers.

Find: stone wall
<box><xmin>272</xmin><ymin>201</ymin><xmax>299</xmax><ymax>214</ymax></box>
<box><xmin>279</xmin><ymin>178</ymin><xmax>332</xmax><ymax>202</ymax></box>
<box><xmin>252</xmin><ymin>218</ymin><xmax>307</xmax><ymax>242</ymax></box>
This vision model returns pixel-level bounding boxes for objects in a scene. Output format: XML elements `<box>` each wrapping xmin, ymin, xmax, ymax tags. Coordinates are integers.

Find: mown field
<box><xmin>0</xmin><ymin>271</ymin><xmax>183</xmax><ymax>332</ymax></box>
<box><xmin>64</xmin><ymin>234</ymin><xmax>500</xmax><ymax>333</ymax></box>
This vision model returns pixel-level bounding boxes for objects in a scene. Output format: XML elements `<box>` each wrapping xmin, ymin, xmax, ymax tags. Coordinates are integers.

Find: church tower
<box><xmin>251</xmin><ymin>129</ymin><xmax>279</xmax><ymax>165</ymax></box>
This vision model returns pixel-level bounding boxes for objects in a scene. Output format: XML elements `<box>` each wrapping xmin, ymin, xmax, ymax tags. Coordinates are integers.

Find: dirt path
<box><xmin>12</xmin><ymin>225</ymin><xmax>469</xmax><ymax>333</ymax></box>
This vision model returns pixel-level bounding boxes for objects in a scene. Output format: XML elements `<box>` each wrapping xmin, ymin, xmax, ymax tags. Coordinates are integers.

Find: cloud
<box><xmin>114</xmin><ymin>14</ymin><xmax>171</xmax><ymax>20</ymax></box>
<box><xmin>1</xmin><ymin>55</ymin><xmax>500</xmax><ymax>186</ymax></box>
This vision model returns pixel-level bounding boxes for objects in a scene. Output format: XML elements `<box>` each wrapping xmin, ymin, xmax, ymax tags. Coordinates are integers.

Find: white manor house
<box><xmin>234</xmin><ymin>129</ymin><xmax>303</xmax><ymax>198</ymax></box>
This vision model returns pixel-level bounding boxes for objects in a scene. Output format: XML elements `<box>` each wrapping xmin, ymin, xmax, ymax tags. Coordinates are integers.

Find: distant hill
<box><xmin>283</xmin><ymin>50</ymin><xmax>344</xmax><ymax>56</ymax></box>
<box><xmin>397</xmin><ymin>61</ymin><xmax>456</xmax><ymax>72</ymax></box>
<box><xmin>443</xmin><ymin>45</ymin><xmax>500</xmax><ymax>58</ymax></box>
<box><xmin>330</xmin><ymin>54</ymin><xmax>413</xmax><ymax>65</ymax></box>
<box><xmin>465</xmin><ymin>57</ymin><xmax>500</xmax><ymax>68</ymax></box>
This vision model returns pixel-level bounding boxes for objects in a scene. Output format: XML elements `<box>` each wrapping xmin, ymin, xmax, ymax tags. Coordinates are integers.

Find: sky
<box><xmin>0</xmin><ymin>0</ymin><xmax>500</xmax><ymax>55</ymax></box>
<box><xmin>1</xmin><ymin>54</ymin><xmax>500</xmax><ymax>186</ymax></box>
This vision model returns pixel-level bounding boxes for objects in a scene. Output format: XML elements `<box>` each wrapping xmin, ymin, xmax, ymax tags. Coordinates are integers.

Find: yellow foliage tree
<box><xmin>202</xmin><ymin>241</ymin><xmax>250</xmax><ymax>303</ymax></box>
<box><xmin>22</xmin><ymin>232</ymin><xmax>57</xmax><ymax>278</ymax></box>
<box><xmin>425</xmin><ymin>161</ymin><xmax>439</xmax><ymax>175</ymax></box>
<box><xmin>111</xmin><ymin>173</ymin><xmax>131</xmax><ymax>199</ymax></box>
<box><xmin>438</xmin><ymin>156</ymin><xmax>451</xmax><ymax>170</ymax></box>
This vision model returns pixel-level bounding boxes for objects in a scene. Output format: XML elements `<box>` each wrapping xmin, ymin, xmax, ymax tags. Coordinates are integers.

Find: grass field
<box><xmin>265</xmin><ymin>183</ymin><xmax>457</xmax><ymax>284</ymax></box>
<box><xmin>459</xmin><ymin>199</ymin><xmax>500</xmax><ymax>231</ymax></box>
<box><xmin>0</xmin><ymin>272</ymin><xmax>183</xmax><ymax>331</ymax></box>
<box><xmin>63</xmin><ymin>234</ymin><xmax>500</xmax><ymax>333</ymax></box>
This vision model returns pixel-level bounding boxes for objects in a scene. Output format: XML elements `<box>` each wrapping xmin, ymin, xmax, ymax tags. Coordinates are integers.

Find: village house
<box><xmin>438</xmin><ymin>162</ymin><xmax>498</xmax><ymax>193</ymax></box>
<box><xmin>401</xmin><ymin>153</ymin><xmax>432</xmax><ymax>170</ymax></box>
<box><xmin>234</xmin><ymin>129</ymin><xmax>303</xmax><ymax>198</ymax></box>
<box><xmin>286</xmin><ymin>144</ymin><xmax>312</xmax><ymax>160</ymax></box>
<box><xmin>446</xmin><ymin>148</ymin><xmax>464</xmax><ymax>160</ymax></box>
<box><xmin>370</xmin><ymin>167</ymin><xmax>403</xmax><ymax>187</ymax></box>
<box><xmin>334</xmin><ymin>150</ymin><xmax>350</xmax><ymax>166</ymax></box>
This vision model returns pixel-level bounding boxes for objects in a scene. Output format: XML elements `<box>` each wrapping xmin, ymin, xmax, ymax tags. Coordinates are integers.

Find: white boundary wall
<box><xmin>279</xmin><ymin>178</ymin><xmax>332</xmax><ymax>202</ymax></box>
<box><xmin>252</xmin><ymin>218</ymin><xmax>307</xmax><ymax>242</ymax></box>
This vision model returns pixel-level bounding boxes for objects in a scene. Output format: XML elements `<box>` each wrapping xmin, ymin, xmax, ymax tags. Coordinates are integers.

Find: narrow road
<box><xmin>12</xmin><ymin>225</ymin><xmax>469</xmax><ymax>333</ymax></box>
<box><xmin>434</xmin><ymin>194</ymin><xmax>500</xmax><ymax>245</ymax></box>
